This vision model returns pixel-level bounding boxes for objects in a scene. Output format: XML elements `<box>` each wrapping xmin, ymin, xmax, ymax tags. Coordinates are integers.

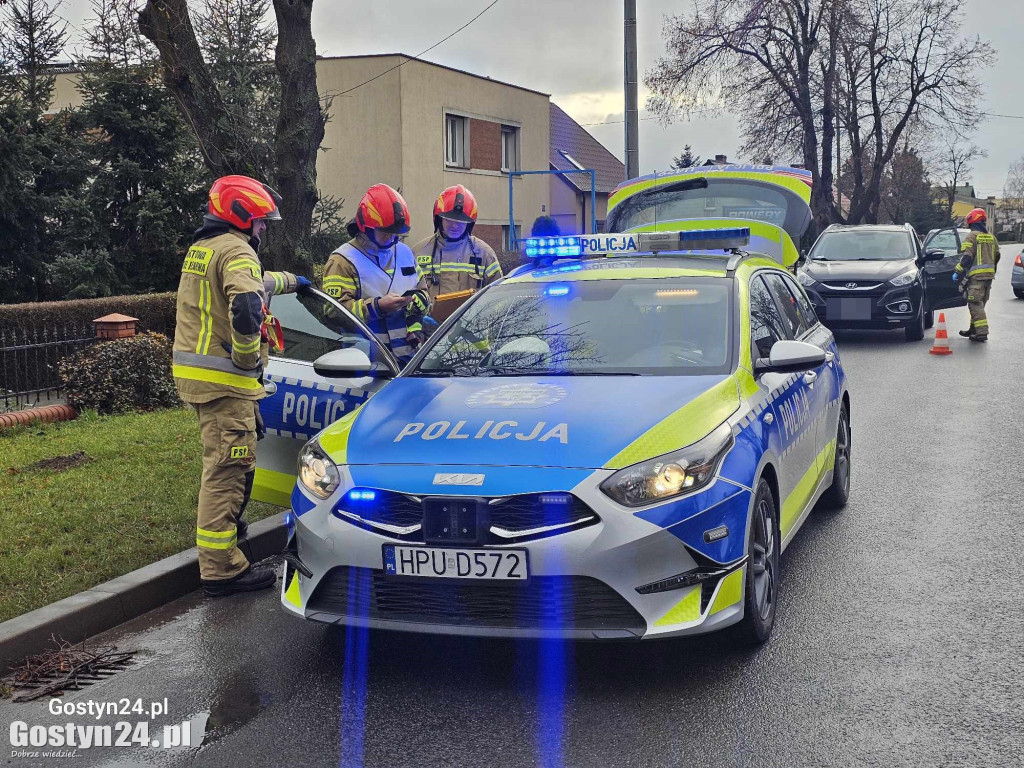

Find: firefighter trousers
<box><xmin>193</xmin><ymin>396</ymin><xmax>258</xmax><ymax>581</ymax></box>
<box><xmin>965</xmin><ymin>278</ymin><xmax>992</xmax><ymax>338</ymax></box>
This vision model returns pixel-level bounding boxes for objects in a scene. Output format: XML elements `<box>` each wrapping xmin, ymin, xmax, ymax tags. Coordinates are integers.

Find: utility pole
<box><xmin>624</xmin><ymin>0</ymin><xmax>639</xmax><ymax>180</ymax></box>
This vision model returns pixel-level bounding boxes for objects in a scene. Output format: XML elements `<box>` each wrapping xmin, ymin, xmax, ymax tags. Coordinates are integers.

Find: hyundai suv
<box><xmin>797</xmin><ymin>224</ymin><xmax>959</xmax><ymax>341</ymax></box>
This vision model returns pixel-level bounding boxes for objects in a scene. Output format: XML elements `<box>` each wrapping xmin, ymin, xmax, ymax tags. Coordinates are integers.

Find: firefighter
<box><xmin>954</xmin><ymin>207</ymin><xmax>1000</xmax><ymax>341</ymax></box>
<box><xmin>412</xmin><ymin>185</ymin><xmax>503</xmax><ymax>300</ymax></box>
<box><xmin>172</xmin><ymin>175</ymin><xmax>308</xmax><ymax>596</ymax></box>
<box><xmin>322</xmin><ymin>184</ymin><xmax>430</xmax><ymax>362</ymax></box>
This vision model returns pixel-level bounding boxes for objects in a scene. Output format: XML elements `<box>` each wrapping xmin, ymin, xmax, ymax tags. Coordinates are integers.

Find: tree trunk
<box><xmin>138</xmin><ymin>0</ymin><xmax>240</xmax><ymax>176</ymax></box>
<box><xmin>267</xmin><ymin>0</ymin><xmax>323</xmax><ymax>275</ymax></box>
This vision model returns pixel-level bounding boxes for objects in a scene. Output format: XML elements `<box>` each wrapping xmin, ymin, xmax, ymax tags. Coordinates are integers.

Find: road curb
<box><xmin>0</xmin><ymin>513</ymin><xmax>288</xmax><ymax>676</ymax></box>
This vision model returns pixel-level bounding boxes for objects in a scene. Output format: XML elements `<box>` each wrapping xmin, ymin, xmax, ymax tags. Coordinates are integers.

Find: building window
<box><xmin>502</xmin><ymin>224</ymin><xmax>522</xmax><ymax>251</ymax></box>
<box><xmin>501</xmin><ymin>126</ymin><xmax>519</xmax><ymax>172</ymax></box>
<box><xmin>445</xmin><ymin>114</ymin><xmax>468</xmax><ymax>168</ymax></box>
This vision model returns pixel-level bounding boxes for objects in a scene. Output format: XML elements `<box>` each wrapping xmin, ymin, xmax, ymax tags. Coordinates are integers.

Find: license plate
<box><xmin>827</xmin><ymin>297</ymin><xmax>872</xmax><ymax>320</ymax></box>
<box><xmin>382</xmin><ymin>545</ymin><xmax>528</xmax><ymax>580</ymax></box>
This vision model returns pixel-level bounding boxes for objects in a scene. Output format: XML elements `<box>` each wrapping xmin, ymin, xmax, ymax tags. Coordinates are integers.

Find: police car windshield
<box><xmin>412</xmin><ymin>277</ymin><xmax>733</xmax><ymax>377</ymax></box>
<box><xmin>810</xmin><ymin>230</ymin><xmax>915</xmax><ymax>261</ymax></box>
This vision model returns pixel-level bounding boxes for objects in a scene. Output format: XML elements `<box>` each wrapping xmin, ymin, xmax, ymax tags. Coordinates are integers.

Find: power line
<box><xmin>325</xmin><ymin>0</ymin><xmax>500</xmax><ymax>99</ymax></box>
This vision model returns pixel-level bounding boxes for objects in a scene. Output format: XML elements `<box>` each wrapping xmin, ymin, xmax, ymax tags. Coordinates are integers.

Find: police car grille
<box><xmin>308</xmin><ymin>567</ymin><xmax>645</xmax><ymax>632</ymax></box>
<box><xmin>487</xmin><ymin>494</ymin><xmax>598</xmax><ymax>542</ymax></box>
<box><xmin>336</xmin><ymin>492</ymin><xmax>600</xmax><ymax>544</ymax></box>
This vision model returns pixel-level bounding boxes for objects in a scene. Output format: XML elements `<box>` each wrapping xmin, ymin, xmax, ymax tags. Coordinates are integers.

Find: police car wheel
<box><xmin>904</xmin><ymin>304</ymin><xmax>925</xmax><ymax>341</ymax></box>
<box><xmin>734</xmin><ymin>478</ymin><xmax>778</xmax><ymax>645</ymax></box>
<box><xmin>820</xmin><ymin>403</ymin><xmax>851</xmax><ymax>510</ymax></box>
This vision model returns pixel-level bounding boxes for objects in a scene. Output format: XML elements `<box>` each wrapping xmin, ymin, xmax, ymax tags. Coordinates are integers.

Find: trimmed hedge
<box><xmin>59</xmin><ymin>332</ymin><xmax>180</xmax><ymax>414</ymax></box>
<box><xmin>0</xmin><ymin>293</ymin><xmax>177</xmax><ymax>336</ymax></box>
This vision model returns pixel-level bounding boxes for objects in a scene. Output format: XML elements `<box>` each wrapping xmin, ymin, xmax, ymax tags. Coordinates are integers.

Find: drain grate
<box><xmin>3</xmin><ymin>636</ymin><xmax>136</xmax><ymax>702</ymax></box>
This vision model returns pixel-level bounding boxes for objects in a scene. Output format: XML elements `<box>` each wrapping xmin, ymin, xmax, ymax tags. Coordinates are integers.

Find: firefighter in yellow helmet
<box><xmin>173</xmin><ymin>175</ymin><xmax>309</xmax><ymax>596</ymax></box>
<box><xmin>954</xmin><ymin>207</ymin><xmax>1000</xmax><ymax>342</ymax></box>
<box><xmin>412</xmin><ymin>185</ymin><xmax>503</xmax><ymax>300</ymax></box>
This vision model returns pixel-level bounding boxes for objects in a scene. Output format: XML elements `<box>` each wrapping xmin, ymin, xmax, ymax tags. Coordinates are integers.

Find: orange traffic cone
<box><xmin>929</xmin><ymin>312</ymin><xmax>952</xmax><ymax>355</ymax></box>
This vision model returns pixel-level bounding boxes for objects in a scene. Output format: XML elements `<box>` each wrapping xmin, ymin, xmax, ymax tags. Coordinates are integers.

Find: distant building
<box><xmin>49</xmin><ymin>55</ymin><xmax>622</xmax><ymax>253</ymax></box>
<box><xmin>548</xmin><ymin>103</ymin><xmax>625</xmax><ymax>235</ymax></box>
<box><xmin>933</xmin><ymin>184</ymin><xmax>998</xmax><ymax>229</ymax></box>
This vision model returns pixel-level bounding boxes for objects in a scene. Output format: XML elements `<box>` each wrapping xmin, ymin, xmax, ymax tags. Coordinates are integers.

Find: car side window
<box><xmin>780</xmin><ymin>273</ymin><xmax>818</xmax><ymax>334</ymax></box>
<box><xmin>268</xmin><ymin>291</ymin><xmax>375</xmax><ymax>363</ymax></box>
<box><xmin>749</xmin><ymin>275</ymin><xmax>788</xmax><ymax>360</ymax></box>
<box><xmin>762</xmin><ymin>273</ymin><xmax>806</xmax><ymax>338</ymax></box>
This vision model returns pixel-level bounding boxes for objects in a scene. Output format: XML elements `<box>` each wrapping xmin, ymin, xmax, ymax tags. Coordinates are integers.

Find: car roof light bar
<box><xmin>522</xmin><ymin>228</ymin><xmax>751</xmax><ymax>264</ymax></box>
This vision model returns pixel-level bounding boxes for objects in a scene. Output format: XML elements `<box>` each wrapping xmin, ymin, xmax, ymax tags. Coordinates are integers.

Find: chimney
<box><xmin>715</xmin><ymin>154</ymin><xmax>728</xmax><ymax>164</ymax></box>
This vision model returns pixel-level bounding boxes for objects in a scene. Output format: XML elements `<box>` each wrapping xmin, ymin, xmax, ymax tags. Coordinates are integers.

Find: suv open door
<box><xmin>921</xmin><ymin>227</ymin><xmax>968</xmax><ymax>312</ymax></box>
<box><xmin>605</xmin><ymin>165</ymin><xmax>814</xmax><ymax>268</ymax></box>
<box><xmin>252</xmin><ymin>287</ymin><xmax>401</xmax><ymax>506</ymax></box>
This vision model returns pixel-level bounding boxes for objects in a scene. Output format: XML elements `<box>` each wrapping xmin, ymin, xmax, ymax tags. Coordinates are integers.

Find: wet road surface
<box><xmin>4</xmin><ymin>250</ymin><xmax>1023</xmax><ymax>767</ymax></box>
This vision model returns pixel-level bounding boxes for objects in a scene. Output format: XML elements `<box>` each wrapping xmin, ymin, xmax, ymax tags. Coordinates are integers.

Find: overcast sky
<box><xmin>55</xmin><ymin>0</ymin><xmax>1023</xmax><ymax>196</ymax></box>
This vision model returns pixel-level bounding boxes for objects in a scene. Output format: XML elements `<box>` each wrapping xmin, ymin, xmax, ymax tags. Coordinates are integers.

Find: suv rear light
<box><xmin>1015</xmin><ymin>254</ymin><xmax>1022</xmax><ymax>267</ymax></box>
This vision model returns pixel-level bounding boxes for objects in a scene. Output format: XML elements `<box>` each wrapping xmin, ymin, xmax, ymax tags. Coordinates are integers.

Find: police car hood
<box><xmin>338</xmin><ymin>375</ymin><xmax>738</xmax><ymax>469</ymax></box>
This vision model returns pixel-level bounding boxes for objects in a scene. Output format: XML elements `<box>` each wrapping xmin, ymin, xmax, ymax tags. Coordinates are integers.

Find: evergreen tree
<box><xmin>670</xmin><ymin>145</ymin><xmax>701</xmax><ymax>171</ymax></box>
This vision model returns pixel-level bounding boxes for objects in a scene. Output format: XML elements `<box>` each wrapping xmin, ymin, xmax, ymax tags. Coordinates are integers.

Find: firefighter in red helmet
<box><xmin>322</xmin><ymin>184</ymin><xmax>430</xmax><ymax>362</ymax></box>
<box><xmin>412</xmin><ymin>185</ymin><xmax>503</xmax><ymax>300</ymax></box>
<box><xmin>173</xmin><ymin>175</ymin><xmax>309</xmax><ymax>596</ymax></box>
<box><xmin>954</xmin><ymin>207</ymin><xmax>1000</xmax><ymax>341</ymax></box>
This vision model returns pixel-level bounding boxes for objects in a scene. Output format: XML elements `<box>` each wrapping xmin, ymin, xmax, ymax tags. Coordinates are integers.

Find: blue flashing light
<box><xmin>679</xmin><ymin>227</ymin><xmax>750</xmax><ymax>242</ymax></box>
<box><xmin>539</xmin><ymin>493</ymin><xmax>572</xmax><ymax>505</ymax></box>
<box><xmin>346</xmin><ymin>489</ymin><xmax>377</xmax><ymax>502</ymax></box>
<box><xmin>545</xmin><ymin>284</ymin><xmax>570</xmax><ymax>297</ymax></box>
<box><xmin>284</xmin><ymin>512</ymin><xmax>293</xmax><ymax>527</ymax></box>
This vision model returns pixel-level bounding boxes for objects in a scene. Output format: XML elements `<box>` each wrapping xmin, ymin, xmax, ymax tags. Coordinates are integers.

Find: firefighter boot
<box><xmin>202</xmin><ymin>566</ymin><xmax>276</xmax><ymax>597</ymax></box>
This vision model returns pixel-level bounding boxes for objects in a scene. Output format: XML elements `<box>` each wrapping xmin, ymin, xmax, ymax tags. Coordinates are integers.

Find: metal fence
<box><xmin>0</xmin><ymin>325</ymin><xmax>95</xmax><ymax>410</ymax></box>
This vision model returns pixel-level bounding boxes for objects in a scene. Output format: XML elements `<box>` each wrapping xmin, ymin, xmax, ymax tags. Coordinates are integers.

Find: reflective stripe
<box><xmin>195</xmin><ymin>281</ymin><xmax>212</xmax><ymax>355</ymax></box>
<box><xmin>231</xmin><ymin>336</ymin><xmax>261</xmax><ymax>353</ymax></box>
<box><xmin>273</xmin><ymin>272</ymin><xmax>284</xmax><ymax>294</ymax></box>
<box><xmin>969</xmin><ymin>266</ymin><xmax>995</xmax><ymax>276</ymax></box>
<box><xmin>227</xmin><ymin>258</ymin><xmax>260</xmax><ymax>279</ymax></box>
<box><xmin>323</xmin><ymin>276</ymin><xmax>357</xmax><ymax>290</ymax></box>
<box><xmin>172</xmin><ymin>350</ymin><xmax>262</xmax><ymax>376</ymax></box>
<box><xmin>484</xmin><ymin>261</ymin><xmax>502</xmax><ymax>277</ymax></box>
<box><xmin>172</xmin><ymin>364</ymin><xmax>262</xmax><ymax>389</ymax></box>
<box><xmin>974</xmin><ymin>319</ymin><xmax>989</xmax><ymax>327</ymax></box>
<box><xmin>654</xmin><ymin>586</ymin><xmax>702</xmax><ymax>626</ymax></box>
<box><xmin>196</xmin><ymin>526</ymin><xmax>237</xmax><ymax>550</ymax></box>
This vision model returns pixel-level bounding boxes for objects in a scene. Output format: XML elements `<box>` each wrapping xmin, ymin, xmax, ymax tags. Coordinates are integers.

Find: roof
<box><xmin>549</xmin><ymin>103</ymin><xmax>626</xmax><ymax>194</ymax></box>
<box><xmin>316</xmin><ymin>53</ymin><xmax>550</xmax><ymax>97</ymax></box>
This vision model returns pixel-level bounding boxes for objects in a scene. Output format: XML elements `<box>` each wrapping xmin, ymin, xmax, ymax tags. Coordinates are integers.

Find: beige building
<box><xmin>50</xmin><ymin>54</ymin><xmax>621</xmax><ymax>252</ymax></box>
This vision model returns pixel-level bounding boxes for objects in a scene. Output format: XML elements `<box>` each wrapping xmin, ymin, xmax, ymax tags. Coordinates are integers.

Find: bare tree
<box><xmin>138</xmin><ymin>0</ymin><xmax>323</xmax><ymax>273</ymax></box>
<box><xmin>1002</xmin><ymin>156</ymin><xmax>1024</xmax><ymax>240</ymax></box>
<box><xmin>933</xmin><ymin>139</ymin><xmax>985</xmax><ymax>224</ymax></box>
<box><xmin>646</xmin><ymin>0</ymin><xmax>994</xmax><ymax>228</ymax></box>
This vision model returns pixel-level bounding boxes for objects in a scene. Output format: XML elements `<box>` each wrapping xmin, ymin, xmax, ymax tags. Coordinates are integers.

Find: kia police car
<box><xmin>262</xmin><ymin>219</ymin><xmax>851</xmax><ymax>644</ymax></box>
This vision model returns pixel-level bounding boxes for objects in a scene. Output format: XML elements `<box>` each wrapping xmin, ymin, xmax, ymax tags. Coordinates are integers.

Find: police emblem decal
<box><xmin>465</xmin><ymin>383</ymin><xmax>567</xmax><ymax>409</ymax></box>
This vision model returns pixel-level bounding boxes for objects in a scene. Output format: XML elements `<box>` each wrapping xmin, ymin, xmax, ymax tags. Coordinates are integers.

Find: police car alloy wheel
<box><xmin>735</xmin><ymin>478</ymin><xmax>778</xmax><ymax>645</ymax></box>
<box><xmin>820</xmin><ymin>404</ymin><xmax>851</xmax><ymax>510</ymax></box>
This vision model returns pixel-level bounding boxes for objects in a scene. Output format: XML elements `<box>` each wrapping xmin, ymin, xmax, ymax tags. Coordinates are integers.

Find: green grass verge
<box><xmin>0</xmin><ymin>408</ymin><xmax>281</xmax><ymax>623</ymax></box>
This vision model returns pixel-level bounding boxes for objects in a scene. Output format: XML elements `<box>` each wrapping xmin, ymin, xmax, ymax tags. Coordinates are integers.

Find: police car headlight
<box><xmin>889</xmin><ymin>269</ymin><xmax>918</xmax><ymax>287</ymax></box>
<box><xmin>796</xmin><ymin>271</ymin><xmax>816</xmax><ymax>287</ymax></box>
<box><xmin>298</xmin><ymin>440</ymin><xmax>341</xmax><ymax>499</ymax></box>
<box><xmin>600</xmin><ymin>423</ymin><xmax>733</xmax><ymax>507</ymax></box>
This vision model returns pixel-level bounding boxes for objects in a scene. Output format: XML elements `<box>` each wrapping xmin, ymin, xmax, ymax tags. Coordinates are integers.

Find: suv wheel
<box><xmin>924</xmin><ymin>309</ymin><xmax>934</xmax><ymax>329</ymax></box>
<box><xmin>905</xmin><ymin>303</ymin><xmax>925</xmax><ymax>341</ymax></box>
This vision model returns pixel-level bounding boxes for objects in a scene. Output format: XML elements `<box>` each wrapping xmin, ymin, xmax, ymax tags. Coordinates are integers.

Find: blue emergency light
<box><xmin>522</xmin><ymin>228</ymin><xmax>751</xmax><ymax>263</ymax></box>
<box><xmin>346</xmin><ymin>489</ymin><xmax>377</xmax><ymax>502</ymax></box>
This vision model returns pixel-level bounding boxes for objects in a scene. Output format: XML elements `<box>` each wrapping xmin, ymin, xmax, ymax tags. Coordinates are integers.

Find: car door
<box><xmin>921</xmin><ymin>227</ymin><xmax>964</xmax><ymax>310</ymax></box>
<box><xmin>252</xmin><ymin>288</ymin><xmax>400</xmax><ymax>506</ymax></box>
<box><xmin>776</xmin><ymin>272</ymin><xmax>837</xmax><ymax>469</ymax></box>
<box><xmin>758</xmin><ymin>272</ymin><xmax>828</xmax><ymax>537</ymax></box>
<box><xmin>749</xmin><ymin>273</ymin><xmax>820</xmax><ymax>540</ymax></box>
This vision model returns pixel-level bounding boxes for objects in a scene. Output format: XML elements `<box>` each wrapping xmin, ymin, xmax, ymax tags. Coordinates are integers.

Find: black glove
<box><xmin>254</xmin><ymin>404</ymin><xmax>266</xmax><ymax>441</ymax></box>
<box><xmin>404</xmin><ymin>289</ymin><xmax>430</xmax><ymax>321</ymax></box>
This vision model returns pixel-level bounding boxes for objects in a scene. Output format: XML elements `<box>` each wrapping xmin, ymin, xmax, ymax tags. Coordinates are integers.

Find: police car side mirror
<box><xmin>754</xmin><ymin>340</ymin><xmax>826</xmax><ymax>376</ymax></box>
<box><xmin>313</xmin><ymin>348</ymin><xmax>393</xmax><ymax>379</ymax></box>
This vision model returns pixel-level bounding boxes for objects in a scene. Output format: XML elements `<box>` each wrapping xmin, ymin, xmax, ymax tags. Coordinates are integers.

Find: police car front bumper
<box><xmin>279</xmin><ymin>475</ymin><xmax>751</xmax><ymax>641</ymax></box>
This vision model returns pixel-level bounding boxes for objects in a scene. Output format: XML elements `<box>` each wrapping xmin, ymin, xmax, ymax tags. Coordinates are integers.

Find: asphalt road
<box><xmin>4</xmin><ymin>248</ymin><xmax>1024</xmax><ymax>768</ymax></box>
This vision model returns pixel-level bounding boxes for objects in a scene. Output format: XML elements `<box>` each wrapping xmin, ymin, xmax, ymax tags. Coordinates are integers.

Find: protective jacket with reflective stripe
<box><xmin>956</xmin><ymin>230</ymin><xmax>1000</xmax><ymax>281</ymax></box>
<box><xmin>322</xmin><ymin>235</ymin><xmax>428</xmax><ymax>361</ymax></box>
<box><xmin>172</xmin><ymin>230</ymin><xmax>296</xmax><ymax>404</ymax></box>
<box><xmin>411</xmin><ymin>233</ymin><xmax>503</xmax><ymax>299</ymax></box>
